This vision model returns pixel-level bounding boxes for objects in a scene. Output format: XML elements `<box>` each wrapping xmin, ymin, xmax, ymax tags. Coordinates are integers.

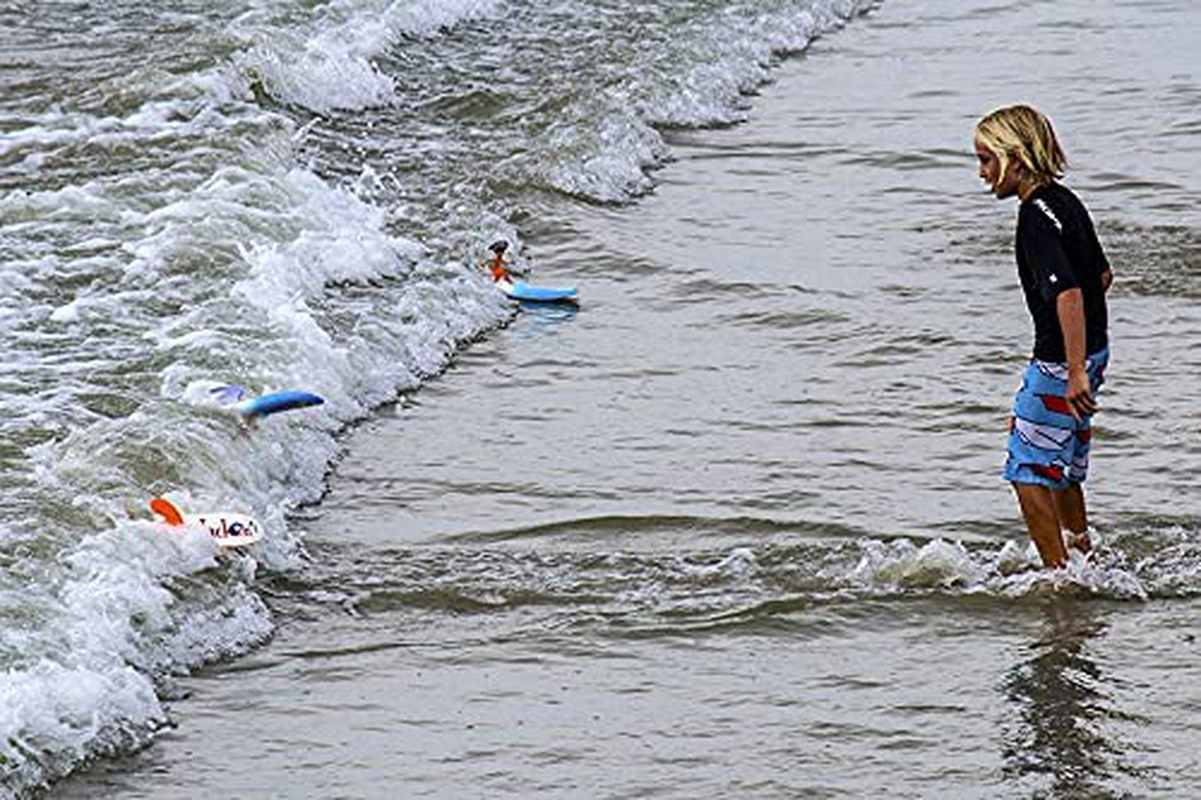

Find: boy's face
<box><xmin>974</xmin><ymin>137</ymin><xmax>1019</xmax><ymax>199</ymax></box>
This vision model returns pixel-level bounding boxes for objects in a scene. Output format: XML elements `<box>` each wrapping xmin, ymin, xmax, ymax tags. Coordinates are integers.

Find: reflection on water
<box><xmin>1001</xmin><ymin>600</ymin><xmax>1146</xmax><ymax>799</ymax></box>
<box><xmin>516</xmin><ymin>299</ymin><xmax>581</xmax><ymax>327</ymax></box>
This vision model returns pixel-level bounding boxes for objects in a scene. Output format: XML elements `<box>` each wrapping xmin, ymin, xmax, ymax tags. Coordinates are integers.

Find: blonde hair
<box><xmin>975</xmin><ymin>105</ymin><xmax>1067</xmax><ymax>186</ymax></box>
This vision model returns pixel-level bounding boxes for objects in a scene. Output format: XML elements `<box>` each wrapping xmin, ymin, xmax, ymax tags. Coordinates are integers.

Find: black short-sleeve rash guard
<box><xmin>1016</xmin><ymin>182</ymin><xmax>1111</xmax><ymax>362</ymax></box>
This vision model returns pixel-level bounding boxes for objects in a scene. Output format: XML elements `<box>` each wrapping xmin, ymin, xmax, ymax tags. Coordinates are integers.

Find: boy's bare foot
<box><xmin>1064</xmin><ymin>530</ymin><xmax>1092</xmax><ymax>558</ymax></box>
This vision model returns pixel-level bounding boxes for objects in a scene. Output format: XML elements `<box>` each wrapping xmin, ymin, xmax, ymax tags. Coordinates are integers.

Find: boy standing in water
<box><xmin>974</xmin><ymin>105</ymin><xmax>1114</xmax><ymax>568</ymax></box>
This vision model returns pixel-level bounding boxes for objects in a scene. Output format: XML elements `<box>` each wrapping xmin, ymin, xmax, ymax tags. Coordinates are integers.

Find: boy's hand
<box><xmin>1065</xmin><ymin>366</ymin><xmax>1096</xmax><ymax>421</ymax></box>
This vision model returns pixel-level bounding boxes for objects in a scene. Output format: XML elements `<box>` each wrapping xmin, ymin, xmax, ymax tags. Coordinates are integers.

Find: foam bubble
<box><xmin>839</xmin><ymin>535</ymin><xmax>1151</xmax><ymax>601</ymax></box>
<box><xmin>236</xmin><ymin>0</ymin><xmax>503</xmax><ymax>114</ymax></box>
<box><xmin>0</xmin><ymin>520</ymin><xmax>274</xmax><ymax>792</ymax></box>
<box><xmin>847</xmin><ymin>538</ymin><xmax>989</xmax><ymax>590</ymax></box>
<box><xmin>0</xmin><ymin>661</ymin><xmax>164</xmax><ymax>792</ymax></box>
<box><xmin>529</xmin><ymin>0</ymin><xmax>876</xmax><ymax>204</ymax></box>
<box><xmin>1</xmin><ymin>27</ymin><xmax>512</xmax><ymax>790</ymax></box>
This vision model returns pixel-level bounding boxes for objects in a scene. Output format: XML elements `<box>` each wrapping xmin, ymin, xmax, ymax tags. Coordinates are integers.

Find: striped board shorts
<box><xmin>1004</xmin><ymin>346</ymin><xmax>1110</xmax><ymax>489</ymax></box>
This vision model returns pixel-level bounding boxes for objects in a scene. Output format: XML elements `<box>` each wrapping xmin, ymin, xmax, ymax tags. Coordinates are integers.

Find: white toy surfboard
<box><xmin>150</xmin><ymin>498</ymin><xmax>264</xmax><ymax>548</ymax></box>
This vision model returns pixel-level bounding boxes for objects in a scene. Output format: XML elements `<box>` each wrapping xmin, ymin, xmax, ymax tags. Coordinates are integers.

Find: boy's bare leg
<box><xmin>1052</xmin><ymin>483</ymin><xmax>1091</xmax><ymax>555</ymax></box>
<box><xmin>1013</xmin><ymin>482</ymin><xmax>1068</xmax><ymax>568</ymax></box>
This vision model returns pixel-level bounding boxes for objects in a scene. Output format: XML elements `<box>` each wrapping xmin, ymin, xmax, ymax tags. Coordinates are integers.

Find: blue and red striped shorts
<box><xmin>1004</xmin><ymin>347</ymin><xmax>1109</xmax><ymax>489</ymax></box>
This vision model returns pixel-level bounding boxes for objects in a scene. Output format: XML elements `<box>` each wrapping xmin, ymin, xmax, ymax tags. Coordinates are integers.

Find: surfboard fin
<box><xmin>150</xmin><ymin>498</ymin><xmax>185</xmax><ymax>526</ymax></box>
<box><xmin>210</xmin><ymin>384</ymin><xmax>247</xmax><ymax>405</ymax></box>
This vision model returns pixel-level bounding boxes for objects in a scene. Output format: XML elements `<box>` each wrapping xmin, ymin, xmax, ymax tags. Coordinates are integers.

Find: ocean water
<box><xmin>1</xmin><ymin>0</ymin><xmax>1198</xmax><ymax>797</ymax></box>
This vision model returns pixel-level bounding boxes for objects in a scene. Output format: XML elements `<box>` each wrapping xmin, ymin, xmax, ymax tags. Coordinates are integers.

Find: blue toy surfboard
<box><xmin>210</xmin><ymin>385</ymin><xmax>325</xmax><ymax>418</ymax></box>
<box><xmin>498</xmin><ymin>278</ymin><xmax>578</xmax><ymax>304</ymax></box>
<box><xmin>235</xmin><ymin>390</ymin><xmax>324</xmax><ymax>418</ymax></box>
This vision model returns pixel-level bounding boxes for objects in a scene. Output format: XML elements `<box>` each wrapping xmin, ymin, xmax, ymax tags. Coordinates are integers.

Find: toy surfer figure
<box><xmin>487</xmin><ymin>240</ymin><xmax>512</xmax><ymax>282</ymax></box>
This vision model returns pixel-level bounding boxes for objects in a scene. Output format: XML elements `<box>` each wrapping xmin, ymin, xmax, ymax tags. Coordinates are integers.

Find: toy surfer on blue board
<box><xmin>481</xmin><ymin>239</ymin><xmax>579</xmax><ymax>304</ymax></box>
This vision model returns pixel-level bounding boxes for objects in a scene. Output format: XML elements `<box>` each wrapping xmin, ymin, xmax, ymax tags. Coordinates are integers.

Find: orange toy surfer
<box><xmin>487</xmin><ymin>240</ymin><xmax>513</xmax><ymax>282</ymax></box>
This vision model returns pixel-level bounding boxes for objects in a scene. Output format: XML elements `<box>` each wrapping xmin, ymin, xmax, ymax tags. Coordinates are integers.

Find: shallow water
<box><xmin>2</xmin><ymin>0</ymin><xmax>1199</xmax><ymax>797</ymax></box>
